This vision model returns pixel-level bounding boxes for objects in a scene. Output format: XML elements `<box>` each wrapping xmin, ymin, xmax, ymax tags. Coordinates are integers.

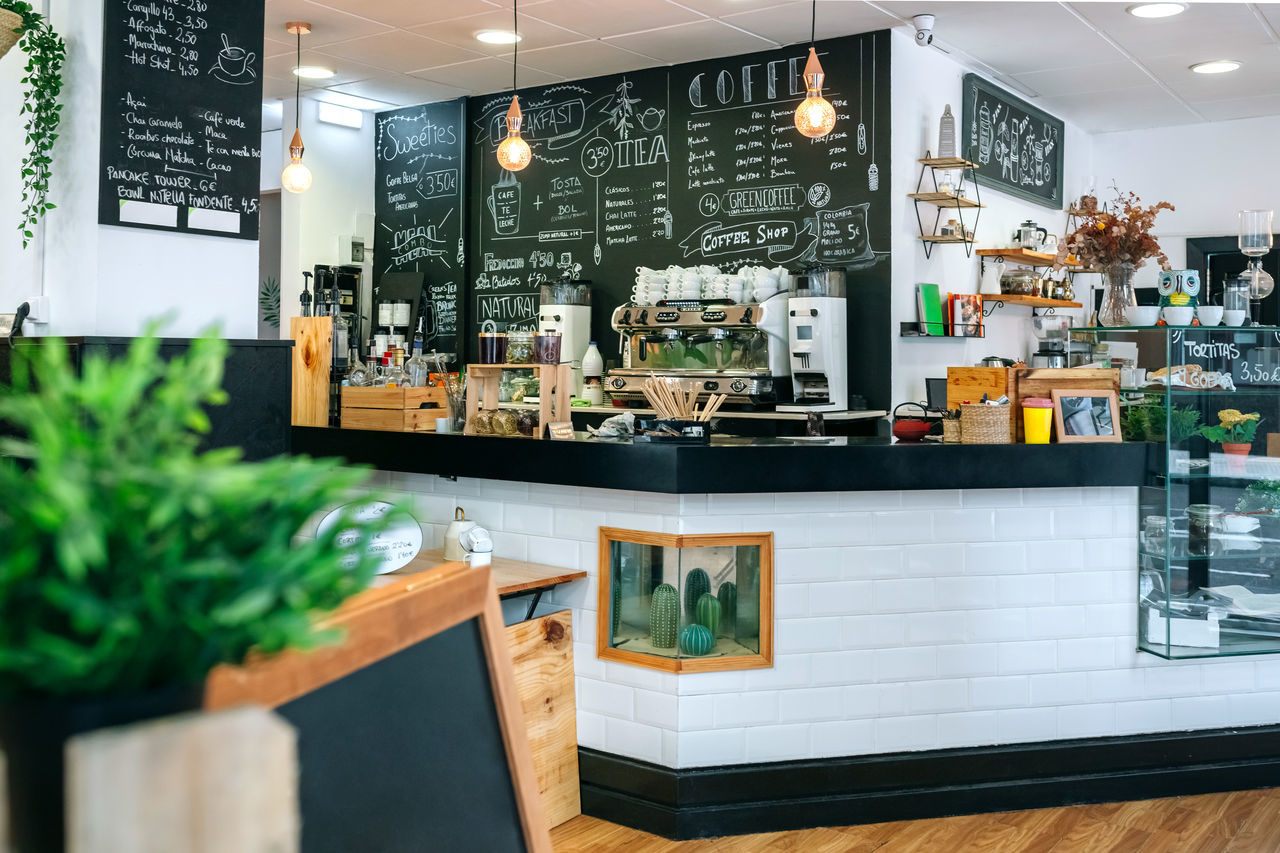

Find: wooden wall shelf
<box><xmin>975</xmin><ymin>248</ymin><xmax>1077</xmax><ymax>268</ymax></box>
<box><xmin>981</xmin><ymin>294</ymin><xmax>1083</xmax><ymax>309</ymax></box>
<box><xmin>908</xmin><ymin>192</ymin><xmax>984</xmax><ymax>210</ymax></box>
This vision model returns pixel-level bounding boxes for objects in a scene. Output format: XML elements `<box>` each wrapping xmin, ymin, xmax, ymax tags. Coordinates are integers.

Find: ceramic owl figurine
<box><xmin>1158</xmin><ymin>269</ymin><xmax>1202</xmax><ymax>312</ymax></box>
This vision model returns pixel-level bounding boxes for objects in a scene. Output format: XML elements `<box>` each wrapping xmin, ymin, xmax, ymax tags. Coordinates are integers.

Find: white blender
<box><xmin>777</xmin><ymin>266</ymin><xmax>848</xmax><ymax>413</ymax></box>
<box><xmin>538</xmin><ymin>275</ymin><xmax>592</xmax><ymax>395</ymax></box>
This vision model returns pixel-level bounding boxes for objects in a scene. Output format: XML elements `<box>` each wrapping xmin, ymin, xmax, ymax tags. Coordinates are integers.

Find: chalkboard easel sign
<box><xmin>961</xmin><ymin>73</ymin><xmax>1064</xmax><ymax>209</ymax></box>
<box><xmin>98</xmin><ymin>0</ymin><xmax>264</xmax><ymax>240</ymax></box>
<box><xmin>205</xmin><ymin>563</ymin><xmax>551</xmax><ymax>853</ymax></box>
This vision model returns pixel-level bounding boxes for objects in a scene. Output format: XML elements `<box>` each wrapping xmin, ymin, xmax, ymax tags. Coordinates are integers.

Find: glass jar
<box><xmin>535</xmin><ymin>331</ymin><xmax>563</xmax><ymax>364</ymax></box>
<box><xmin>498</xmin><ymin>370</ymin><xmax>516</xmax><ymax>403</ymax></box>
<box><xmin>1142</xmin><ymin>515</ymin><xmax>1167</xmax><ymax>556</ymax></box>
<box><xmin>507</xmin><ymin>331</ymin><xmax>534</xmax><ymax>364</ymax></box>
<box><xmin>469</xmin><ymin>410</ymin><xmax>495</xmax><ymax>435</ymax></box>
<box><xmin>478</xmin><ymin>332</ymin><xmax>507</xmax><ymax>364</ymax></box>
<box><xmin>1186</xmin><ymin>504</ymin><xmax>1223</xmax><ymax>557</ymax></box>
<box><xmin>491</xmin><ymin>409</ymin><xmax>518</xmax><ymax>436</ymax></box>
<box><xmin>516</xmin><ymin>409</ymin><xmax>540</xmax><ymax>436</ymax></box>
<box><xmin>1225</xmin><ymin>274</ymin><xmax>1251</xmax><ymax>313</ymax></box>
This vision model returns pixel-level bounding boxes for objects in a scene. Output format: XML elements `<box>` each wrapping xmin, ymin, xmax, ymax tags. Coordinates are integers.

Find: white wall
<box><xmin>889</xmin><ymin>32</ymin><xmax>1095</xmax><ymax>406</ymax></box>
<box><xmin>0</xmin><ymin>1</ymin><xmax>258</xmax><ymax>339</ymax></box>
<box><xmin>277</xmin><ymin>98</ymin><xmax>375</xmax><ymax>336</ymax></box>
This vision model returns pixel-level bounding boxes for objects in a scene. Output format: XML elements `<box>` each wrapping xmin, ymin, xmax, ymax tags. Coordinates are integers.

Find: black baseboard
<box><xmin>579</xmin><ymin>725</ymin><xmax>1280</xmax><ymax>840</ymax></box>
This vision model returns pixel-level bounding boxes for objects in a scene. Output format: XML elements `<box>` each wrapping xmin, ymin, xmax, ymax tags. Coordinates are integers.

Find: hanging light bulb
<box><xmin>282</xmin><ymin>22</ymin><xmax>313</xmax><ymax>193</ymax></box>
<box><xmin>497</xmin><ymin>0</ymin><xmax>532</xmax><ymax>171</ymax></box>
<box><xmin>794</xmin><ymin>1</ymin><xmax>835</xmax><ymax>139</ymax></box>
<box><xmin>497</xmin><ymin>96</ymin><xmax>531</xmax><ymax>172</ymax></box>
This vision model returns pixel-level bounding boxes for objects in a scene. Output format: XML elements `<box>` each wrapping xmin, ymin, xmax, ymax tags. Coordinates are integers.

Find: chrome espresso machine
<box><xmin>606</xmin><ymin>294</ymin><xmax>792</xmax><ymax>406</ymax></box>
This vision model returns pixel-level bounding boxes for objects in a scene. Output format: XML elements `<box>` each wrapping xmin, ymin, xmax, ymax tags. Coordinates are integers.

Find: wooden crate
<box><xmin>1012</xmin><ymin>367</ymin><xmax>1120</xmax><ymax>442</ymax></box>
<box><xmin>465</xmin><ymin>363</ymin><xmax>573</xmax><ymax>438</ymax></box>
<box><xmin>946</xmin><ymin>367</ymin><xmax>1017</xmax><ymax>442</ymax></box>
<box><xmin>290</xmin><ymin>317</ymin><xmax>331</xmax><ymax>427</ymax></box>
<box><xmin>340</xmin><ymin>385</ymin><xmax>449</xmax><ymax>432</ymax></box>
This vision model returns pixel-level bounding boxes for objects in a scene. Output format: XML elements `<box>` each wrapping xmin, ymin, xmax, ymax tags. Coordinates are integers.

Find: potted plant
<box><xmin>0</xmin><ymin>332</ymin><xmax>400</xmax><ymax>852</ymax></box>
<box><xmin>0</xmin><ymin>0</ymin><xmax>65</xmax><ymax>247</ymax></box>
<box><xmin>1200</xmin><ymin>408</ymin><xmax>1262</xmax><ymax>457</ymax></box>
<box><xmin>1053</xmin><ymin>189</ymin><xmax>1174</xmax><ymax>327</ymax></box>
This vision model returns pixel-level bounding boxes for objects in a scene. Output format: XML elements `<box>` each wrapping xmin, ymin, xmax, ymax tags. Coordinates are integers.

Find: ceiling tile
<box><xmin>1039</xmin><ymin>85</ymin><xmax>1200</xmax><ymax>134</ymax></box>
<box><xmin>604</xmin><ymin>18</ymin><xmax>776</xmax><ymax>64</ymax></box>
<box><xmin>519</xmin><ymin>39</ymin><xmax>664</xmax><ymax>80</ymax></box>
<box><xmin>1144</xmin><ymin>48</ymin><xmax>1280</xmax><ymax>103</ymax></box>
<box><xmin>525</xmin><ymin>0</ymin><xmax>705</xmax><ymax>39</ymax></box>
<box><xmin>721</xmin><ymin>1</ymin><xmax>898</xmax><ymax>45</ymax></box>
<box><xmin>320</xmin><ymin>31</ymin><xmax>484</xmax><ymax>73</ymax></box>
<box><xmin>326</xmin><ymin>77</ymin><xmax>471</xmax><ymax>109</ymax></box>
<box><xmin>1071</xmin><ymin>2</ymin><xmax>1266</xmax><ymax>62</ymax></box>
<box><xmin>1193</xmin><ymin>92</ymin><xmax>1280</xmax><ymax>123</ymax></box>
<box><xmin>263</xmin><ymin>0</ymin><xmax>393</xmax><ymax>47</ymax></box>
<box><xmin>410</xmin><ymin>57</ymin><xmax>564</xmax><ymax>93</ymax></box>
<box><xmin>263</xmin><ymin>50</ymin><xmax>384</xmax><ymax>86</ymax></box>
<box><xmin>1013</xmin><ymin>61</ymin><xmax>1152</xmax><ymax>99</ymax></box>
<box><xmin>674</xmin><ymin>0</ymin><xmax>794</xmax><ymax>15</ymax></box>
<box><xmin>410</xmin><ymin>9</ymin><xmax>588</xmax><ymax>53</ymax></box>
<box><xmin>313</xmin><ymin>0</ymin><xmax>504</xmax><ymax>29</ymax></box>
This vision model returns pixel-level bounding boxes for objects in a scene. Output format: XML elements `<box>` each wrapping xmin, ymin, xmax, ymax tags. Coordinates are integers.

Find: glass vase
<box><xmin>1098</xmin><ymin>263</ymin><xmax>1137</xmax><ymax>327</ymax></box>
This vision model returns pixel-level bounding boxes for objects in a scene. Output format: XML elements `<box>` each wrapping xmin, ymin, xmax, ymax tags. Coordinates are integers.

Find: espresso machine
<box><xmin>538</xmin><ymin>275</ymin><xmax>592</xmax><ymax>395</ymax></box>
<box><xmin>607</xmin><ymin>295</ymin><xmax>792</xmax><ymax>406</ymax></box>
<box><xmin>777</xmin><ymin>267</ymin><xmax>848</xmax><ymax>412</ymax></box>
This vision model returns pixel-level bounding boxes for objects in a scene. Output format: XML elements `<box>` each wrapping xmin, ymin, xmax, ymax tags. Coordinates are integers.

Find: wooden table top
<box><xmin>371</xmin><ymin>548</ymin><xmax>586</xmax><ymax>597</ymax></box>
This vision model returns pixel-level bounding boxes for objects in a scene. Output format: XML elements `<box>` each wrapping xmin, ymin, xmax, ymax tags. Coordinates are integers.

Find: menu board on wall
<box><xmin>98</xmin><ymin>0</ymin><xmax>264</xmax><ymax>240</ymax></box>
<box><xmin>467</xmin><ymin>31</ymin><xmax>892</xmax><ymax>370</ymax></box>
<box><xmin>373</xmin><ymin>98</ymin><xmax>466</xmax><ymax>357</ymax></box>
<box><xmin>961</xmin><ymin>73</ymin><xmax>1064</xmax><ymax>209</ymax></box>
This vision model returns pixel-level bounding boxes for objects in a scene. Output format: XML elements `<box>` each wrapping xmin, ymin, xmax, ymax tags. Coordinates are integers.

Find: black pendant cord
<box><xmin>294</xmin><ymin>32</ymin><xmax>301</xmax><ymax>130</ymax></box>
<box><xmin>512</xmin><ymin>0</ymin><xmax>518</xmax><ymax>96</ymax></box>
<box><xmin>810</xmin><ymin>0</ymin><xmax>815</xmax><ymax>45</ymax></box>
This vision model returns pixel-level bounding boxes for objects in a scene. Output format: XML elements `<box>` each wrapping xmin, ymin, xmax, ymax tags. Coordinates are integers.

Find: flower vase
<box><xmin>1222</xmin><ymin>442</ymin><xmax>1251</xmax><ymax>474</ymax></box>
<box><xmin>1098</xmin><ymin>263</ymin><xmax>1137</xmax><ymax>327</ymax></box>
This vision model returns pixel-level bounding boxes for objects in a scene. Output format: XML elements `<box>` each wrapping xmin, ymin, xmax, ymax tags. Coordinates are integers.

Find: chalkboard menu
<box><xmin>962</xmin><ymin>73</ymin><xmax>1064</xmax><ymax>209</ymax></box>
<box><xmin>467</xmin><ymin>30</ymin><xmax>892</xmax><ymax>384</ymax></box>
<box><xmin>373</xmin><ymin>99</ymin><xmax>467</xmax><ymax>357</ymax></box>
<box><xmin>98</xmin><ymin>0</ymin><xmax>264</xmax><ymax>240</ymax></box>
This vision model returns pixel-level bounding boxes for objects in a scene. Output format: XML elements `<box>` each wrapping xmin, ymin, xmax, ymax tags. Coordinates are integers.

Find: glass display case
<box><xmin>1089</xmin><ymin>325</ymin><xmax>1280</xmax><ymax>658</ymax></box>
<box><xmin>596</xmin><ymin>528</ymin><xmax>773</xmax><ymax>673</ymax></box>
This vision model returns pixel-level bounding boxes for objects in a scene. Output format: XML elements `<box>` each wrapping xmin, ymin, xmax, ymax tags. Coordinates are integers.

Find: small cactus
<box><xmin>679</xmin><ymin>624</ymin><xmax>715</xmax><ymax>656</ymax></box>
<box><xmin>649</xmin><ymin>583</ymin><xmax>678</xmax><ymax>649</ymax></box>
<box><xmin>695</xmin><ymin>592</ymin><xmax>721</xmax><ymax>638</ymax></box>
<box><xmin>717</xmin><ymin>582</ymin><xmax>738</xmax><ymax>637</ymax></box>
<box><xmin>684</xmin><ymin>568</ymin><xmax>711</xmax><ymax>620</ymax></box>
<box><xmin>611</xmin><ymin>582</ymin><xmax>622</xmax><ymax>639</ymax></box>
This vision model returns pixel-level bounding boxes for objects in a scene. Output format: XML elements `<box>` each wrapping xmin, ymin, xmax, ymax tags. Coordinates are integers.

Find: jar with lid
<box><xmin>1186</xmin><ymin>504</ymin><xmax>1223</xmax><ymax>557</ymax></box>
<box><xmin>1142</xmin><ymin>515</ymin><xmax>1167</xmax><ymax>556</ymax></box>
<box><xmin>516</xmin><ymin>409</ymin><xmax>540</xmax><ymax>436</ymax></box>
<box><xmin>468</xmin><ymin>410</ymin><xmax>495</xmax><ymax>435</ymax></box>
<box><xmin>491</xmin><ymin>409</ymin><xmax>518</xmax><ymax>436</ymax></box>
<box><xmin>478</xmin><ymin>332</ymin><xmax>507</xmax><ymax>364</ymax></box>
<box><xmin>507</xmin><ymin>331</ymin><xmax>534</xmax><ymax>364</ymax></box>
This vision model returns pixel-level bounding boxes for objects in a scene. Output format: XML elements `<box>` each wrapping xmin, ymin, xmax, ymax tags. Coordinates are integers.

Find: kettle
<box><xmin>1015</xmin><ymin>220</ymin><xmax>1048</xmax><ymax>250</ymax></box>
<box><xmin>444</xmin><ymin>507</ymin><xmax>478</xmax><ymax>561</ymax></box>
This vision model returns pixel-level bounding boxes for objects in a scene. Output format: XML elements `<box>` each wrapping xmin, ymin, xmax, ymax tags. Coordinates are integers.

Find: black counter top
<box><xmin>293</xmin><ymin>427</ymin><xmax>1157</xmax><ymax>494</ymax></box>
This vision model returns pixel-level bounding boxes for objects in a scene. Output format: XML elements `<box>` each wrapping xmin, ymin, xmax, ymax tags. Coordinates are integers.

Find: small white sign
<box><xmin>316</xmin><ymin>501</ymin><xmax>423</xmax><ymax>575</ymax></box>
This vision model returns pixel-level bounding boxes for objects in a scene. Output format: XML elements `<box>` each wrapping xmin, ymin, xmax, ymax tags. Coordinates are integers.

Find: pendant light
<box><xmin>496</xmin><ymin>0</ymin><xmax>531</xmax><ymax>171</ymax></box>
<box><xmin>794</xmin><ymin>1</ymin><xmax>836</xmax><ymax>139</ymax></box>
<box><xmin>281</xmin><ymin>22</ymin><xmax>314</xmax><ymax>193</ymax></box>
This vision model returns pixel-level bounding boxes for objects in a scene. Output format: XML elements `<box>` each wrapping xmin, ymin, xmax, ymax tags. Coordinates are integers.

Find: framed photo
<box><xmin>1051</xmin><ymin>389</ymin><xmax>1121</xmax><ymax>443</ymax></box>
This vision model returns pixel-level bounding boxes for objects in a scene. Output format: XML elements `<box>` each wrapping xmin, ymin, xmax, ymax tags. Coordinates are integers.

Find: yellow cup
<box><xmin>1022</xmin><ymin>398</ymin><xmax>1053</xmax><ymax>444</ymax></box>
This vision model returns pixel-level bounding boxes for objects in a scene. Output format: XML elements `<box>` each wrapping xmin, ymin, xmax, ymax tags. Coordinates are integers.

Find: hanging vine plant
<box><xmin>0</xmin><ymin>1</ymin><xmax>66</xmax><ymax>248</ymax></box>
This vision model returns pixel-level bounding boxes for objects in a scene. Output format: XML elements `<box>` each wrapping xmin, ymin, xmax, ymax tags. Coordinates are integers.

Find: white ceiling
<box><xmin>261</xmin><ymin>0</ymin><xmax>1280</xmax><ymax>134</ymax></box>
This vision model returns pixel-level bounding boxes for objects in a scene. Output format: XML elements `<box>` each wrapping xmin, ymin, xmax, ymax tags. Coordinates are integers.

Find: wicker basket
<box><xmin>960</xmin><ymin>404</ymin><xmax>1012</xmax><ymax>445</ymax></box>
<box><xmin>0</xmin><ymin>10</ymin><xmax>21</xmax><ymax>63</ymax></box>
<box><xmin>942</xmin><ymin>419</ymin><xmax>962</xmax><ymax>444</ymax></box>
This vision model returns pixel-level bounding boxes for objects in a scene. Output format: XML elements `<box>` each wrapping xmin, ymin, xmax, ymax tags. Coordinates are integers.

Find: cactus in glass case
<box><xmin>679</xmin><ymin>624</ymin><xmax>714</xmax><ymax>656</ymax></box>
<box><xmin>695</xmin><ymin>592</ymin><xmax>721</xmax><ymax>639</ymax></box>
<box><xmin>649</xmin><ymin>583</ymin><xmax>678</xmax><ymax>649</ymax></box>
<box><xmin>611</xmin><ymin>581</ymin><xmax>622</xmax><ymax>640</ymax></box>
<box><xmin>717</xmin><ymin>582</ymin><xmax>738</xmax><ymax>637</ymax></box>
<box><xmin>684</xmin><ymin>568</ymin><xmax>710</xmax><ymax>619</ymax></box>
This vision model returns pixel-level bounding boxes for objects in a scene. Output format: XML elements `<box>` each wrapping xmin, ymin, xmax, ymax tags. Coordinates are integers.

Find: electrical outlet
<box><xmin>24</xmin><ymin>296</ymin><xmax>50</xmax><ymax>324</ymax></box>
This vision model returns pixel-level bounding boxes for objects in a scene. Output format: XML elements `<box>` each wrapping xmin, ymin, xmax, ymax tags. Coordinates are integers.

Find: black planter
<box><xmin>0</xmin><ymin>683</ymin><xmax>204</xmax><ymax>853</ymax></box>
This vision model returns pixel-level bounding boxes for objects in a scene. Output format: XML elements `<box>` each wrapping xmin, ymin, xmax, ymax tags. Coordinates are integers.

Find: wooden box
<box><xmin>340</xmin><ymin>385</ymin><xmax>449</xmax><ymax>432</ymax></box>
<box><xmin>946</xmin><ymin>367</ymin><xmax>1017</xmax><ymax>442</ymax></box>
<box><xmin>1012</xmin><ymin>367</ymin><xmax>1120</xmax><ymax>442</ymax></box>
<box><xmin>464</xmin><ymin>363</ymin><xmax>573</xmax><ymax>438</ymax></box>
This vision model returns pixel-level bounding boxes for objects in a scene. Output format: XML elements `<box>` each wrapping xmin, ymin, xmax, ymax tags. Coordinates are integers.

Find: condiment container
<box><xmin>1022</xmin><ymin>397</ymin><xmax>1053</xmax><ymax>444</ymax></box>
<box><xmin>478</xmin><ymin>332</ymin><xmax>507</xmax><ymax>364</ymax></box>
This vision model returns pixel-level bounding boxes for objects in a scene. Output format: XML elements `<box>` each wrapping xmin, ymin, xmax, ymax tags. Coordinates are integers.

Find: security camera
<box><xmin>912</xmin><ymin>14</ymin><xmax>935</xmax><ymax>47</ymax></box>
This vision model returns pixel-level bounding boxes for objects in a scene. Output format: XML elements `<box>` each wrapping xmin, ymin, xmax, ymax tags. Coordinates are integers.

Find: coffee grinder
<box><xmin>1030</xmin><ymin>314</ymin><xmax>1069</xmax><ymax>368</ymax></box>
<box><xmin>538</xmin><ymin>274</ymin><xmax>592</xmax><ymax>395</ymax></box>
<box><xmin>777</xmin><ymin>266</ymin><xmax>848</xmax><ymax>413</ymax></box>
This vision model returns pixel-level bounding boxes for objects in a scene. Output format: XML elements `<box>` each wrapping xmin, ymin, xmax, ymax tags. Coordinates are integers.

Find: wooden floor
<box><xmin>551</xmin><ymin>788</ymin><xmax>1280</xmax><ymax>852</ymax></box>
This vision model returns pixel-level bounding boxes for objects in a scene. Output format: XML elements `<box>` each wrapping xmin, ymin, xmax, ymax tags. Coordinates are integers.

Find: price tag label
<box><xmin>547</xmin><ymin>422</ymin><xmax>575</xmax><ymax>440</ymax></box>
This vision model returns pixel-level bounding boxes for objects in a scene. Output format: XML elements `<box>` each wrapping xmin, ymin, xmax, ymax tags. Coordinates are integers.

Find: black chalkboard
<box><xmin>962</xmin><ymin>73</ymin><xmax>1064</xmax><ymax>209</ymax></box>
<box><xmin>466</xmin><ymin>32</ymin><xmax>892</xmax><ymax>407</ymax></box>
<box><xmin>373</xmin><ymin>99</ymin><xmax>467</xmax><ymax>358</ymax></box>
<box><xmin>279</xmin><ymin>619</ymin><xmax>526</xmax><ymax>853</ymax></box>
<box><xmin>98</xmin><ymin>0</ymin><xmax>263</xmax><ymax>240</ymax></box>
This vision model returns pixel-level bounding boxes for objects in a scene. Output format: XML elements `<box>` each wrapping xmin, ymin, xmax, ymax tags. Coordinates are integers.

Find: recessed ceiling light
<box><xmin>476</xmin><ymin>30</ymin><xmax>521</xmax><ymax>44</ymax></box>
<box><xmin>1190</xmin><ymin>59</ymin><xmax>1241</xmax><ymax>74</ymax></box>
<box><xmin>1126</xmin><ymin>3</ymin><xmax>1187</xmax><ymax>18</ymax></box>
<box><xmin>293</xmin><ymin>65</ymin><xmax>335</xmax><ymax>79</ymax></box>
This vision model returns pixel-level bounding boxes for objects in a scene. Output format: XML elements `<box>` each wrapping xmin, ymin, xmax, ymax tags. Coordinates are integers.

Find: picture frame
<box><xmin>961</xmin><ymin>73</ymin><xmax>1065</xmax><ymax>209</ymax></box>
<box><xmin>1051</xmin><ymin>389</ymin><xmax>1122</xmax><ymax>443</ymax></box>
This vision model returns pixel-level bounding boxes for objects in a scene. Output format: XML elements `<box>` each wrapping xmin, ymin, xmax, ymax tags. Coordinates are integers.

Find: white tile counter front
<box><xmin>370</xmin><ymin>471</ymin><xmax>1280</xmax><ymax>769</ymax></box>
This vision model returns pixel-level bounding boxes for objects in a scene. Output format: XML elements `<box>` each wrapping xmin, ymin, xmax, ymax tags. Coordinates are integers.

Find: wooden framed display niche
<box><xmin>597</xmin><ymin>528</ymin><xmax>773</xmax><ymax>674</ymax></box>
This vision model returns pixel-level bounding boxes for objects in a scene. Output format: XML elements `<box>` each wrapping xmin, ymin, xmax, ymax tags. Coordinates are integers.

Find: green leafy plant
<box><xmin>1200</xmin><ymin>408</ymin><xmax>1262</xmax><ymax>445</ymax></box>
<box><xmin>0</xmin><ymin>330</ymin><xmax>400</xmax><ymax>698</ymax></box>
<box><xmin>1</xmin><ymin>1</ymin><xmax>65</xmax><ymax>248</ymax></box>
<box><xmin>259</xmin><ymin>276</ymin><xmax>280</xmax><ymax>329</ymax></box>
<box><xmin>1237</xmin><ymin>480</ymin><xmax>1280</xmax><ymax>515</ymax></box>
<box><xmin>1119</xmin><ymin>403</ymin><xmax>1200</xmax><ymax>444</ymax></box>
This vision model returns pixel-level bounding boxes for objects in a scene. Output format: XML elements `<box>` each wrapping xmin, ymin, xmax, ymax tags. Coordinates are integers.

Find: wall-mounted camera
<box><xmin>912</xmin><ymin>14</ymin><xmax>935</xmax><ymax>47</ymax></box>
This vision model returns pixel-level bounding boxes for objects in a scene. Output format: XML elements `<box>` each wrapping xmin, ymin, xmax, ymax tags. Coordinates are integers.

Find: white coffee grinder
<box><xmin>538</xmin><ymin>276</ymin><xmax>592</xmax><ymax>395</ymax></box>
<box><xmin>777</xmin><ymin>266</ymin><xmax>848</xmax><ymax>413</ymax></box>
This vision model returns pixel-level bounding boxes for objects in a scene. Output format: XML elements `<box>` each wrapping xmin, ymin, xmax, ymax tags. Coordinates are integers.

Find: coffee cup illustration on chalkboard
<box><xmin>487</xmin><ymin>172</ymin><xmax>521</xmax><ymax>236</ymax></box>
<box><xmin>210</xmin><ymin>34</ymin><xmax>257</xmax><ymax>85</ymax></box>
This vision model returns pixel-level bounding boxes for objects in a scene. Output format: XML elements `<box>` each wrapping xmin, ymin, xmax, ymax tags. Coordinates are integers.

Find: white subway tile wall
<box><xmin>376</xmin><ymin>475</ymin><xmax>1280</xmax><ymax>769</ymax></box>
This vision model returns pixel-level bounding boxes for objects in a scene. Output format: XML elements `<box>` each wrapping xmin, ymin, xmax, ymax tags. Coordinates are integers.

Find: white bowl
<box><xmin>1126</xmin><ymin>305</ymin><xmax>1160</xmax><ymax>326</ymax></box>
<box><xmin>1224</xmin><ymin>309</ymin><xmax>1249</xmax><ymax>326</ymax></box>
<box><xmin>1197</xmin><ymin>306</ymin><xmax>1224</xmax><ymax>326</ymax></box>
<box><xmin>1163</xmin><ymin>306</ymin><xmax>1195</xmax><ymax>326</ymax></box>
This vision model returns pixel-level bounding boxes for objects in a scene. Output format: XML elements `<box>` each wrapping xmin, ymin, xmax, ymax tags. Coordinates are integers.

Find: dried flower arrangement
<box><xmin>1054</xmin><ymin>189</ymin><xmax>1175</xmax><ymax>272</ymax></box>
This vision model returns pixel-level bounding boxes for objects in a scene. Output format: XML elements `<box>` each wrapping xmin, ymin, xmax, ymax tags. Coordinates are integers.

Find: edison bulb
<box><xmin>281</xmin><ymin>160</ymin><xmax>313</xmax><ymax>193</ymax></box>
<box><xmin>795</xmin><ymin>96</ymin><xmax>836</xmax><ymax>138</ymax></box>
<box><xmin>497</xmin><ymin>134</ymin><xmax>531</xmax><ymax>171</ymax></box>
